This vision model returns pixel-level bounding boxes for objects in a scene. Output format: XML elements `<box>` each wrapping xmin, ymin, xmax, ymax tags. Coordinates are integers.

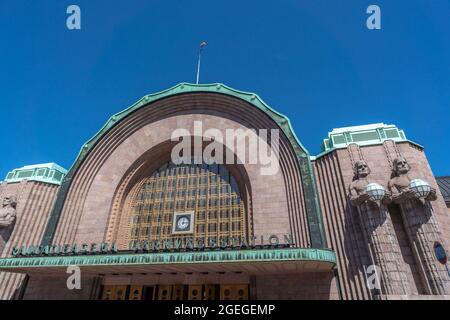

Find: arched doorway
<box><xmin>124</xmin><ymin>160</ymin><xmax>247</xmax><ymax>249</ymax></box>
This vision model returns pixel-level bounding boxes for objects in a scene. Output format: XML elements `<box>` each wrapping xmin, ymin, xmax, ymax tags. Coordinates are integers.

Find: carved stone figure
<box><xmin>388</xmin><ymin>157</ymin><xmax>450</xmax><ymax>295</ymax></box>
<box><xmin>349</xmin><ymin>160</ymin><xmax>390</xmax><ymax>206</ymax></box>
<box><xmin>389</xmin><ymin>157</ymin><xmax>437</xmax><ymax>204</ymax></box>
<box><xmin>0</xmin><ymin>195</ymin><xmax>17</xmax><ymax>255</ymax></box>
<box><xmin>0</xmin><ymin>195</ymin><xmax>17</xmax><ymax>228</ymax></box>
<box><xmin>349</xmin><ymin>160</ymin><xmax>410</xmax><ymax>297</ymax></box>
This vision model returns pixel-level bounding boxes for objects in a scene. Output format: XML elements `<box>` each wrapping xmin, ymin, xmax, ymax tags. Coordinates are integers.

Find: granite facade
<box><xmin>0</xmin><ymin>91</ymin><xmax>448</xmax><ymax>300</ymax></box>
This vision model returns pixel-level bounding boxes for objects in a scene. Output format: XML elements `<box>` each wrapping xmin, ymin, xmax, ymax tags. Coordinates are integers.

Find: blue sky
<box><xmin>1</xmin><ymin>0</ymin><xmax>449</xmax><ymax>177</ymax></box>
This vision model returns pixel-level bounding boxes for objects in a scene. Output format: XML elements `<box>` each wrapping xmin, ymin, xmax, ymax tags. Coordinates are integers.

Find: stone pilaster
<box><xmin>356</xmin><ymin>201</ymin><xmax>410</xmax><ymax>296</ymax></box>
<box><xmin>398</xmin><ymin>199</ymin><xmax>450</xmax><ymax>295</ymax></box>
<box><xmin>0</xmin><ymin>227</ymin><xmax>13</xmax><ymax>255</ymax></box>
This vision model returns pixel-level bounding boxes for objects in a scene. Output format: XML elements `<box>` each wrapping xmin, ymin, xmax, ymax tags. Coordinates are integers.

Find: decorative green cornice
<box><xmin>4</xmin><ymin>163</ymin><xmax>67</xmax><ymax>186</ymax></box>
<box><xmin>71</xmin><ymin>83</ymin><xmax>310</xmax><ymax>167</ymax></box>
<box><xmin>312</xmin><ymin>139</ymin><xmax>424</xmax><ymax>161</ymax></box>
<box><xmin>41</xmin><ymin>83</ymin><xmax>327</xmax><ymax>249</ymax></box>
<box><xmin>0</xmin><ymin>248</ymin><xmax>336</xmax><ymax>270</ymax></box>
<box><xmin>314</xmin><ymin>123</ymin><xmax>423</xmax><ymax>160</ymax></box>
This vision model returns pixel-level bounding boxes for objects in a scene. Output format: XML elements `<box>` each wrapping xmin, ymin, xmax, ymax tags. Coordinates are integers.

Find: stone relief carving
<box><xmin>0</xmin><ymin>195</ymin><xmax>17</xmax><ymax>229</ymax></box>
<box><xmin>348</xmin><ymin>160</ymin><xmax>410</xmax><ymax>296</ymax></box>
<box><xmin>388</xmin><ymin>157</ymin><xmax>450</xmax><ymax>295</ymax></box>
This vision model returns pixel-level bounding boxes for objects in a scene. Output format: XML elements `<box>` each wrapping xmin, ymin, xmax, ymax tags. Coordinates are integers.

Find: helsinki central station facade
<box><xmin>0</xmin><ymin>83</ymin><xmax>449</xmax><ymax>300</ymax></box>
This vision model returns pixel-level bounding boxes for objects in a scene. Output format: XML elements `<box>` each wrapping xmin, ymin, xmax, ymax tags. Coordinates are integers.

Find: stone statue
<box><xmin>0</xmin><ymin>195</ymin><xmax>17</xmax><ymax>228</ymax></box>
<box><xmin>389</xmin><ymin>157</ymin><xmax>437</xmax><ymax>204</ymax></box>
<box><xmin>0</xmin><ymin>195</ymin><xmax>17</xmax><ymax>255</ymax></box>
<box><xmin>388</xmin><ymin>157</ymin><xmax>450</xmax><ymax>295</ymax></box>
<box><xmin>349</xmin><ymin>160</ymin><xmax>390</xmax><ymax>207</ymax></box>
<box><xmin>348</xmin><ymin>160</ymin><xmax>410</xmax><ymax>297</ymax></box>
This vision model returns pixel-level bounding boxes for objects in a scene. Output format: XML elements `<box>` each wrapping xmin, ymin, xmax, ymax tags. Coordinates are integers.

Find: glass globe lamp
<box><xmin>409</xmin><ymin>179</ymin><xmax>431</xmax><ymax>199</ymax></box>
<box><xmin>365</xmin><ymin>183</ymin><xmax>386</xmax><ymax>201</ymax></box>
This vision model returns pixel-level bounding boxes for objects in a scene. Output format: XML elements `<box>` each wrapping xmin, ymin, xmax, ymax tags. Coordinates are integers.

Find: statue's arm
<box><xmin>349</xmin><ymin>185</ymin><xmax>369</xmax><ymax>206</ymax></box>
<box><xmin>382</xmin><ymin>188</ymin><xmax>392</xmax><ymax>206</ymax></box>
<box><xmin>389</xmin><ymin>180</ymin><xmax>414</xmax><ymax>203</ymax></box>
<box><xmin>389</xmin><ymin>180</ymin><xmax>401</xmax><ymax>203</ymax></box>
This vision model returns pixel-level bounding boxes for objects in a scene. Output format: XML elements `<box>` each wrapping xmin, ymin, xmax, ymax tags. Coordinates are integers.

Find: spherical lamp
<box><xmin>365</xmin><ymin>183</ymin><xmax>386</xmax><ymax>202</ymax></box>
<box><xmin>409</xmin><ymin>179</ymin><xmax>431</xmax><ymax>199</ymax></box>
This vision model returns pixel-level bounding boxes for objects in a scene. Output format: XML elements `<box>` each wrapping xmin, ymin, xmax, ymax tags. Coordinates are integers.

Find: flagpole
<box><xmin>196</xmin><ymin>47</ymin><xmax>202</xmax><ymax>84</ymax></box>
<box><xmin>196</xmin><ymin>41</ymin><xmax>206</xmax><ymax>84</ymax></box>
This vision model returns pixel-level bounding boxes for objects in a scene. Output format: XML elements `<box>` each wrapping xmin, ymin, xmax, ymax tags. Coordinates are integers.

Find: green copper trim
<box><xmin>0</xmin><ymin>248</ymin><xmax>336</xmax><ymax>270</ymax></box>
<box><xmin>41</xmin><ymin>83</ymin><xmax>326</xmax><ymax>248</ymax></box>
<box><xmin>4</xmin><ymin>163</ymin><xmax>67</xmax><ymax>186</ymax></box>
<box><xmin>74</xmin><ymin>83</ymin><xmax>310</xmax><ymax>162</ymax></box>
<box><xmin>312</xmin><ymin>139</ymin><xmax>424</xmax><ymax>160</ymax></box>
<box><xmin>315</xmin><ymin>123</ymin><xmax>423</xmax><ymax>160</ymax></box>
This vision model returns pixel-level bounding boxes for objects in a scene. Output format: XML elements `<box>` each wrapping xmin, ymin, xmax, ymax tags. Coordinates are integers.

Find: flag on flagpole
<box><xmin>197</xmin><ymin>41</ymin><xmax>207</xmax><ymax>84</ymax></box>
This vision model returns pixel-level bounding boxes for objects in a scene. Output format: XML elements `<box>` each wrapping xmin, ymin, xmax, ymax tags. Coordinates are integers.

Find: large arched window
<box><xmin>127</xmin><ymin>161</ymin><xmax>246</xmax><ymax>248</ymax></box>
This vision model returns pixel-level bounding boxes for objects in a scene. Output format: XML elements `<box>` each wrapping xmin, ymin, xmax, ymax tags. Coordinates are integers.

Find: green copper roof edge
<box><xmin>312</xmin><ymin>139</ymin><xmax>424</xmax><ymax>160</ymax></box>
<box><xmin>4</xmin><ymin>162</ymin><xmax>68</xmax><ymax>186</ymax></box>
<box><xmin>0</xmin><ymin>248</ymin><xmax>336</xmax><ymax>269</ymax></box>
<box><xmin>70</xmin><ymin>82</ymin><xmax>310</xmax><ymax>172</ymax></box>
<box><xmin>42</xmin><ymin>83</ymin><xmax>327</xmax><ymax>249</ymax></box>
<box><xmin>3</xmin><ymin>178</ymin><xmax>64</xmax><ymax>186</ymax></box>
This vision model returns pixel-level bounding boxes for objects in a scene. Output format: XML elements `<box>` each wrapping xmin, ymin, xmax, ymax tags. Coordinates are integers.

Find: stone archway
<box><xmin>106</xmin><ymin>139</ymin><xmax>254</xmax><ymax>249</ymax></box>
<box><xmin>44</xmin><ymin>87</ymin><xmax>322</xmax><ymax>249</ymax></box>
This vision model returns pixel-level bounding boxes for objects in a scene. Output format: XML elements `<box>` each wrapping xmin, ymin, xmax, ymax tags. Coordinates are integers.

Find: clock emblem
<box><xmin>172</xmin><ymin>211</ymin><xmax>194</xmax><ymax>234</ymax></box>
<box><xmin>176</xmin><ymin>216</ymin><xmax>190</xmax><ymax>230</ymax></box>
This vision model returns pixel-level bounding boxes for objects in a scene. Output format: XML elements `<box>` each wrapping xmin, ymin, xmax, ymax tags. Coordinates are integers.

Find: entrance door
<box><xmin>100</xmin><ymin>283</ymin><xmax>249</xmax><ymax>300</ymax></box>
<box><xmin>101</xmin><ymin>285</ymin><xmax>115</xmax><ymax>300</ymax></box>
<box><xmin>188</xmin><ymin>285</ymin><xmax>202</xmax><ymax>300</ymax></box>
<box><xmin>220</xmin><ymin>284</ymin><xmax>249</xmax><ymax>300</ymax></box>
<box><xmin>100</xmin><ymin>285</ymin><xmax>128</xmax><ymax>300</ymax></box>
<box><xmin>157</xmin><ymin>285</ymin><xmax>172</xmax><ymax>300</ymax></box>
<box><xmin>204</xmin><ymin>284</ymin><xmax>216</xmax><ymax>300</ymax></box>
<box><xmin>113</xmin><ymin>285</ymin><xmax>127</xmax><ymax>300</ymax></box>
<box><xmin>172</xmin><ymin>285</ymin><xmax>184</xmax><ymax>300</ymax></box>
<box><xmin>142</xmin><ymin>286</ymin><xmax>155</xmax><ymax>300</ymax></box>
<box><xmin>129</xmin><ymin>285</ymin><xmax>143</xmax><ymax>300</ymax></box>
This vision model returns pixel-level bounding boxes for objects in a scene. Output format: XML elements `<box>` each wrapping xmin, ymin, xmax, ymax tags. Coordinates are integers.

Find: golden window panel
<box><xmin>128</xmin><ymin>162</ymin><xmax>246</xmax><ymax>248</ymax></box>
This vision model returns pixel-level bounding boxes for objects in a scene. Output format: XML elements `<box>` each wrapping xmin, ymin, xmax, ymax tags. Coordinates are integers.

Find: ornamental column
<box><xmin>389</xmin><ymin>157</ymin><xmax>450</xmax><ymax>295</ymax></box>
<box><xmin>349</xmin><ymin>160</ymin><xmax>410</xmax><ymax>297</ymax></box>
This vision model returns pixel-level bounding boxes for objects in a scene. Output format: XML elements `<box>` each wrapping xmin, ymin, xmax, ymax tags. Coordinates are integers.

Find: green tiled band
<box><xmin>0</xmin><ymin>248</ymin><xmax>336</xmax><ymax>269</ymax></box>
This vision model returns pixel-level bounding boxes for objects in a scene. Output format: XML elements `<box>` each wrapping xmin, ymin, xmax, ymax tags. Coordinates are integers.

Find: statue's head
<box><xmin>2</xmin><ymin>195</ymin><xmax>17</xmax><ymax>208</ymax></box>
<box><xmin>353</xmin><ymin>160</ymin><xmax>370</xmax><ymax>179</ymax></box>
<box><xmin>393</xmin><ymin>157</ymin><xmax>410</xmax><ymax>176</ymax></box>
